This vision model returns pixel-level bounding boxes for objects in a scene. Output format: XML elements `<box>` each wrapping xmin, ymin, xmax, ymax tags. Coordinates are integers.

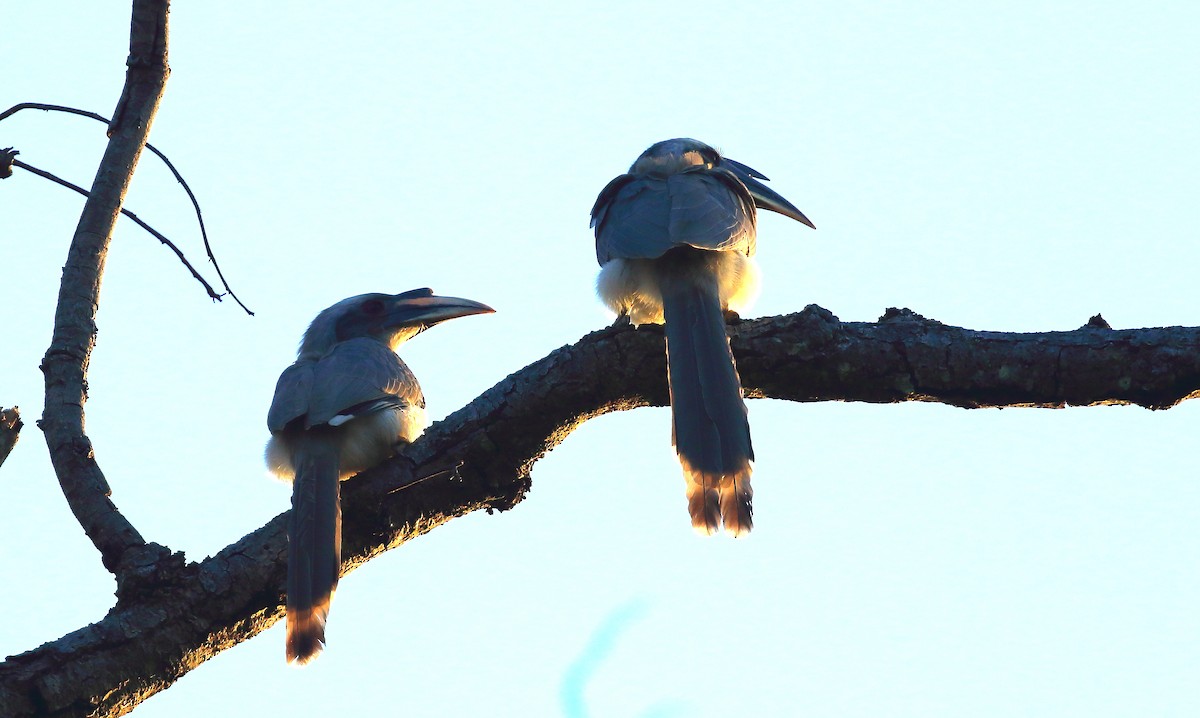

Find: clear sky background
<box><xmin>3</xmin><ymin>2</ymin><xmax>1199</xmax><ymax>716</ymax></box>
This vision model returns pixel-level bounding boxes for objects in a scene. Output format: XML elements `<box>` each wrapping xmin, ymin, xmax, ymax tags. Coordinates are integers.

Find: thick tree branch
<box><xmin>737</xmin><ymin>306</ymin><xmax>1200</xmax><ymax>410</ymax></box>
<box><xmin>2</xmin><ymin>306</ymin><xmax>1197</xmax><ymax>717</ymax></box>
<box><xmin>38</xmin><ymin>0</ymin><xmax>171</xmax><ymax>578</ymax></box>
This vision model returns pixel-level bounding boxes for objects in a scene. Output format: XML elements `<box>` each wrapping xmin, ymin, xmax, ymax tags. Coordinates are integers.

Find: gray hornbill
<box><xmin>266</xmin><ymin>289</ymin><xmax>493</xmax><ymax>663</ymax></box>
<box><xmin>591</xmin><ymin>138</ymin><xmax>813</xmax><ymax>536</ymax></box>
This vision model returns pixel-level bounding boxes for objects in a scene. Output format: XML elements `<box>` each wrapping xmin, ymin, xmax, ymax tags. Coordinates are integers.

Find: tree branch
<box><xmin>11</xmin><ymin>157</ymin><xmax>222</xmax><ymax>302</ymax></box>
<box><xmin>2</xmin><ymin>306</ymin><xmax>1197</xmax><ymax>717</ymax></box>
<box><xmin>0</xmin><ymin>102</ymin><xmax>254</xmax><ymax>315</ymax></box>
<box><xmin>37</xmin><ymin>0</ymin><xmax>171</xmax><ymax>578</ymax></box>
<box><xmin>736</xmin><ymin>306</ymin><xmax>1200</xmax><ymax>411</ymax></box>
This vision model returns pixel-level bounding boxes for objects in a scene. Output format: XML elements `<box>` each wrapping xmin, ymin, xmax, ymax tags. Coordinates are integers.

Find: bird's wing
<box><xmin>667</xmin><ymin>169</ymin><xmax>756</xmax><ymax>255</ymax></box>
<box><xmin>592</xmin><ymin>170</ymin><xmax>757</xmax><ymax>263</ymax></box>
<box><xmin>592</xmin><ymin>174</ymin><xmax>676</xmax><ymax>263</ymax></box>
<box><xmin>268</xmin><ymin>361</ymin><xmax>316</xmax><ymax>433</ymax></box>
<box><xmin>591</xmin><ymin>174</ymin><xmax>634</xmax><ymax>264</ymax></box>
<box><xmin>284</xmin><ymin>338</ymin><xmax>423</xmax><ymax>430</ymax></box>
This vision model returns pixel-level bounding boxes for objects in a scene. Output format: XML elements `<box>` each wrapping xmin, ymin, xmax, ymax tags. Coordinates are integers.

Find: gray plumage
<box><xmin>593</xmin><ymin>170</ymin><xmax>757</xmax><ymax>262</ymax></box>
<box><xmin>266</xmin><ymin>289</ymin><xmax>493</xmax><ymax>663</ymax></box>
<box><xmin>591</xmin><ymin>138</ymin><xmax>813</xmax><ymax>536</ymax></box>
<box><xmin>269</xmin><ymin>337</ymin><xmax>424</xmax><ymax>432</ymax></box>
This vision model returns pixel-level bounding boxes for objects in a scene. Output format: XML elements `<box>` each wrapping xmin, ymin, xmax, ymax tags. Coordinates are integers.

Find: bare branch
<box><xmin>0</xmin><ymin>407</ymin><xmax>21</xmax><ymax>470</ymax></box>
<box><xmin>735</xmin><ymin>306</ymin><xmax>1200</xmax><ymax>410</ymax></box>
<box><xmin>3</xmin><ymin>307</ymin><xmax>1198</xmax><ymax>717</ymax></box>
<box><xmin>12</xmin><ymin>157</ymin><xmax>222</xmax><ymax>301</ymax></box>
<box><xmin>38</xmin><ymin>0</ymin><xmax>172</xmax><ymax>578</ymax></box>
<box><xmin>0</xmin><ymin>102</ymin><xmax>253</xmax><ymax>314</ymax></box>
<box><xmin>0</xmin><ymin>102</ymin><xmax>114</xmax><ymax>124</ymax></box>
<box><xmin>142</xmin><ymin>132</ymin><xmax>254</xmax><ymax>315</ymax></box>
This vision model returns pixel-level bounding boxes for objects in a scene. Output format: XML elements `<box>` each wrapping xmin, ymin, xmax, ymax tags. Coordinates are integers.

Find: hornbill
<box><xmin>266</xmin><ymin>289</ymin><xmax>493</xmax><ymax>663</ymax></box>
<box><xmin>591</xmin><ymin>138</ymin><xmax>813</xmax><ymax>536</ymax></box>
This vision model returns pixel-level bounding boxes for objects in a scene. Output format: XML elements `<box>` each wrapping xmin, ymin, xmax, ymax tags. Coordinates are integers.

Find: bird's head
<box><xmin>630</xmin><ymin>138</ymin><xmax>722</xmax><ymax>175</ymax></box>
<box><xmin>630</xmin><ymin>137</ymin><xmax>815</xmax><ymax>229</ymax></box>
<box><xmin>301</xmin><ymin>289</ymin><xmax>494</xmax><ymax>355</ymax></box>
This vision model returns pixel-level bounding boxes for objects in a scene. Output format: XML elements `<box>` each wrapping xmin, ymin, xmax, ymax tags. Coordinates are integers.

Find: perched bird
<box><xmin>590</xmin><ymin>138</ymin><xmax>813</xmax><ymax>536</ymax></box>
<box><xmin>266</xmin><ymin>289</ymin><xmax>493</xmax><ymax>663</ymax></box>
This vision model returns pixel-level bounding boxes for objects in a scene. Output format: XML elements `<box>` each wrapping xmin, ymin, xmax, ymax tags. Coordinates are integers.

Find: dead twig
<box><xmin>12</xmin><ymin>157</ymin><xmax>222</xmax><ymax>302</ymax></box>
<box><xmin>0</xmin><ymin>102</ymin><xmax>252</xmax><ymax>314</ymax></box>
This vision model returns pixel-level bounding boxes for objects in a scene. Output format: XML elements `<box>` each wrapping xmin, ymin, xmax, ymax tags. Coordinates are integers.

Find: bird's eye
<box><xmin>361</xmin><ymin>299</ymin><xmax>385</xmax><ymax>315</ymax></box>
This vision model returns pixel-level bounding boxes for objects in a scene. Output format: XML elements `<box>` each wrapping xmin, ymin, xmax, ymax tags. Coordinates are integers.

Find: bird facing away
<box><xmin>590</xmin><ymin>138</ymin><xmax>814</xmax><ymax>536</ymax></box>
<box><xmin>266</xmin><ymin>289</ymin><xmax>494</xmax><ymax>664</ymax></box>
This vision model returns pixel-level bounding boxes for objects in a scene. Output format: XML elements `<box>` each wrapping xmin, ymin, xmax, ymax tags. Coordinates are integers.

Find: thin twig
<box><xmin>148</xmin><ymin>140</ymin><xmax>253</xmax><ymax>314</ymax></box>
<box><xmin>1</xmin><ymin>102</ymin><xmax>253</xmax><ymax>314</ymax></box>
<box><xmin>385</xmin><ymin>461</ymin><xmax>464</xmax><ymax>494</ymax></box>
<box><xmin>13</xmin><ymin>158</ymin><xmax>222</xmax><ymax>301</ymax></box>
<box><xmin>0</xmin><ymin>102</ymin><xmax>110</xmax><ymax>125</ymax></box>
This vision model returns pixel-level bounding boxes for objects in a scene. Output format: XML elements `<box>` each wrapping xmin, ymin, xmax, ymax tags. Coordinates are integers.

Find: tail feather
<box><xmin>680</xmin><ymin>456</ymin><xmax>720</xmax><ymax>536</ymax></box>
<box><xmin>717</xmin><ymin>466</ymin><xmax>753</xmax><ymax>537</ymax></box>
<box><xmin>662</xmin><ymin>276</ymin><xmax>754</xmax><ymax>536</ymax></box>
<box><xmin>287</xmin><ymin>435</ymin><xmax>342</xmax><ymax>664</ymax></box>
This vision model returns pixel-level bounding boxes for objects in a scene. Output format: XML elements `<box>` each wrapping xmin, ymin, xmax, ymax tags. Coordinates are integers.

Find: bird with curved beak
<box><xmin>591</xmin><ymin>138</ymin><xmax>814</xmax><ymax>536</ymax></box>
<box><xmin>266</xmin><ymin>289</ymin><xmax>494</xmax><ymax>663</ymax></box>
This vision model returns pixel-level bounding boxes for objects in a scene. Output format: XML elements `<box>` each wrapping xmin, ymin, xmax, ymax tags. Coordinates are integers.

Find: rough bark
<box><xmin>2</xmin><ymin>307</ymin><xmax>1198</xmax><ymax>717</ymax></box>
<box><xmin>5</xmin><ymin>1</ymin><xmax>1199</xmax><ymax>716</ymax></box>
<box><xmin>37</xmin><ymin>0</ymin><xmax>171</xmax><ymax>580</ymax></box>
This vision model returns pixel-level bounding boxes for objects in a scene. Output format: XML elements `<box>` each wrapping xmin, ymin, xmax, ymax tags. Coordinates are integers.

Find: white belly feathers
<box><xmin>266</xmin><ymin>404</ymin><xmax>429</xmax><ymax>481</ymax></box>
<box><xmin>597</xmin><ymin>252</ymin><xmax>761</xmax><ymax>326</ymax></box>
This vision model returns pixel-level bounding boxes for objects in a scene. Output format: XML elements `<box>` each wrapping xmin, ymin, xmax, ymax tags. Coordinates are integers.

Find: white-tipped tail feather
<box><xmin>598</xmin><ymin>250</ymin><xmax>759</xmax><ymax>536</ymax></box>
<box><xmin>682</xmin><ymin>458</ymin><xmax>753</xmax><ymax>537</ymax></box>
<box><xmin>660</xmin><ymin>252</ymin><xmax>756</xmax><ymax>537</ymax></box>
<box><xmin>284</xmin><ymin>436</ymin><xmax>341</xmax><ymax>664</ymax></box>
<box><xmin>286</xmin><ymin>599</ymin><xmax>331</xmax><ymax>665</ymax></box>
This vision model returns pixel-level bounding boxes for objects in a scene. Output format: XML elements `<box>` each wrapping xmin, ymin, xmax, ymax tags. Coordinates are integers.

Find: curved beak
<box><xmin>724</xmin><ymin>158</ymin><xmax>816</xmax><ymax>229</ymax></box>
<box><xmin>384</xmin><ymin>289</ymin><xmax>495</xmax><ymax>329</ymax></box>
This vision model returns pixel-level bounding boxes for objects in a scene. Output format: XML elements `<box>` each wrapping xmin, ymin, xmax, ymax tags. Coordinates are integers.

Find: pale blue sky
<box><xmin>3</xmin><ymin>2</ymin><xmax>1199</xmax><ymax>716</ymax></box>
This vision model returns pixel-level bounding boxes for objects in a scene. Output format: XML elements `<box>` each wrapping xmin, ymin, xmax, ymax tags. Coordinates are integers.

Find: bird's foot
<box><xmin>610</xmin><ymin>313</ymin><xmax>632</xmax><ymax>328</ymax></box>
<box><xmin>723</xmin><ymin>310</ymin><xmax>742</xmax><ymax>324</ymax></box>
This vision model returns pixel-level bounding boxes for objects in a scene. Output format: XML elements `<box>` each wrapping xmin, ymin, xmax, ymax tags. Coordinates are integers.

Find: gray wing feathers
<box><xmin>268</xmin><ymin>338</ymin><xmax>423</xmax><ymax>432</ymax></box>
<box><xmin>667</xmin><ymin>172</ymin><xmax>756</xmax><ymax>255</ymax></box>
<box><xmin>268</xmin><ymin>363</ymin><xmax>314</xmax><ymax>432</ymax></box>
<box><xmin>307</xmin><ymin>339</ymin><xmax>422</xmax><ymax>426</ymax></box>
<box><xmin>595</xmin><ymin>177</ymin><xmax>674</xmax><ymax>263</ymax></box>
<box><xmin>593</xmin><ymin>170</ymin><xmax>756</xmax><ymax>264</ymax></box>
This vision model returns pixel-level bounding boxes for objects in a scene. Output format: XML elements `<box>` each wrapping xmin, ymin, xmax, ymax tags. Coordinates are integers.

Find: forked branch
<box><xmin>2</xmin><ymin>306</ymin><xmax>1198</xmax><ymax>717</ymax></box>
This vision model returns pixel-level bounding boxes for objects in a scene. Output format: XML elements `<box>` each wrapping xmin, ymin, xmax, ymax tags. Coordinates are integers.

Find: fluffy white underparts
<box><xmin>597</xmin><ymin>251</ymin><xmax>761</xmax><ymax>326</ymax></box>
<box><xmin>265</xmin><ymin>404</ymin><xmax>428</xmax><ymax>482</ymax></box>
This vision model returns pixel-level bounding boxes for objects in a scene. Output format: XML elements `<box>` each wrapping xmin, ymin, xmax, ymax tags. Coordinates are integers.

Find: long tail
<box><xmin>661</xmin><ymin>273</ymin><xmax>754</xmax><ymax>537</ymax></box>
<box><xmin>287</xmin><ymin>434</ymin><xmax>342</xmax><ymax>664</ymax></box>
